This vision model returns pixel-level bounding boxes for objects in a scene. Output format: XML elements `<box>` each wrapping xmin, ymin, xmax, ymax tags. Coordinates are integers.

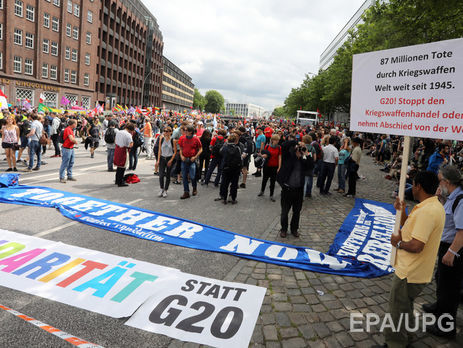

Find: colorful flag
<box><xmin>61</xmin><ymin>96</ymin><xmax>70</xmax><ymax>106</ymax></box>
<box><xmin>38</xmin><ymin>103</ymin><xmax>51</xmax><ymax>113</ymax></box>
<box><xmin>0</xmin><ymin>90</ymin><xmax>8</xmax><ymax>109</ymax></box>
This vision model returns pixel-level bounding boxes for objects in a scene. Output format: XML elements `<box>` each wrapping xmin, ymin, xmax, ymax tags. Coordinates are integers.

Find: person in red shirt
<box><xmin>178</xmin><ymin>125</ymin><xmax>202</xmax><ymax>199</ymax></box>
<box><xmin>59</xmin><ymin>119</ymin><xmax>78</xmax><ymax>183</ymax></box>
<box><xmin>264</xmin><ymin>126</ymin><xmax>274</xmax><ymax>145</ymax></box>
<box><xmin>258</xmin><ymin>134</ymin><xmax>282</xmax><ymax>201</ymax></box>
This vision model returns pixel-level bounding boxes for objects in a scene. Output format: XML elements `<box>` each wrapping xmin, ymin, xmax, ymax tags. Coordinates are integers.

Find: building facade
<box><xmin>0</xmin><ymin>0</ymin><xmax>100</xmax><ymax>109</ymax></box>
<box><xmin>0</xmin><ymin>0</ymin><xmax>164</xmax><ymax>111</ymax></box>
<box><xmin>161</xmin><ymin>56</ymin><xmax>194</xmax><ymax>112</ymax></box>
<box><xmin>225</xmin><ymin>103</ymin><xmax>265</xmax><ymax>118</ymax></box>
<box><xmin>96</xmin><ymin>0</ymin><xmax>163</xmax><ymax>109</ymax></box>
<box><xmin>319</xmin><ymin>0</ymin><xmax>375</xmax><ymax>70</ymax></box>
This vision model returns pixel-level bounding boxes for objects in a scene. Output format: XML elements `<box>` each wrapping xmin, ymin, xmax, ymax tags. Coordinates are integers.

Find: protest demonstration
<box><xmin>0</xmin><ymin>0</ymin><xmax>463</xmax><ymax>347</ymax></box>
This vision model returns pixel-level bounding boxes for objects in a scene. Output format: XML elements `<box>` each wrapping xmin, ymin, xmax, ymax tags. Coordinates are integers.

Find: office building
<box><xmin>319</xmin><ymin>0</ymin><xmax>375</xmax><ymax>70</ymax></box>
<box><xmin>225</xmin><ymin>103</ymin><xmax>265</xmax><ymax>118</ymax></box>
<box><xmin>0</xmin><ymin>0</ymin><xmax>164</xmax><ymax>110</ymax></box>
<box><xmin>96</xmin><ymin>0</ymin><xmax>163</xmax><ymax>109</ymax></box>
<box><xmin>161</xmin><ymin>56</ymin><xmax>194</xmax><ymax>111</ymax></box>
<box><xmin>0</xmin><ymin>0</ymin><xmax>100</xmax><ymax>109</ymax></box>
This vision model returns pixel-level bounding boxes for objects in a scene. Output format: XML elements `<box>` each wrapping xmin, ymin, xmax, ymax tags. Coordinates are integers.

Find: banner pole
<box><xmin>390</xmin><ymin>135</ymin><xmax>411</xmax><ymax>266</ymax></box>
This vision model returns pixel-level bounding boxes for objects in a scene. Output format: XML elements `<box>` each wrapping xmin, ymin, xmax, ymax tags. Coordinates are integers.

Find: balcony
<box><xmin>99</xmin><ymin>76</ymin><xmax>105</xmax><ymax>83</ymax></box>
<box><xmin>100</xmin><ymin>59</ymin><xmax>106</xmax><ymax>66</ymax></box>
<box><xmin>102</xmin><ymin>24</ymin><xmax>108</xmax><ymax>32</ymax></box>
<box><xmin>103</xmin><ymin>7</ymin><xmax>109</xmax><ymax>15</ymax></box>
<box><xmin>107</xmin><ymin>62</ymin><xmax>112</xmax><ymax>69</ymax></box>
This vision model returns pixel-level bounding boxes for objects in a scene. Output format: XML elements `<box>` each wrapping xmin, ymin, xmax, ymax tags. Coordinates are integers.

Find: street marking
<box><xmin>32</xmin><ymin>198</ymin><xmax>143</xmax><ymax>238</ymax></box>
<box><xmin>0</xmin><ymin>304</ymin><xmax>104</xmax><ymax>347</ymax></box>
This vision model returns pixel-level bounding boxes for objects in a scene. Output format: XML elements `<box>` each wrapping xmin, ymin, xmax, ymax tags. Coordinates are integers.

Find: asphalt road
<box><xmin>0</xmin><ymin>144</ymin><xmax>281</xmax><ymax>348</ymax></box>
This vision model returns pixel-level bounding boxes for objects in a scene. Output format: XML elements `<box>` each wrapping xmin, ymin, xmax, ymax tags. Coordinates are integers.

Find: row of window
<box><xmin>10</xmin><ymin>57</ymin><xmax>90</xmax><ymax>86</ymax></box>
<box><xmin>15</xmin><ymin>0</ymin><xmax>93</xmax><ymax>23</ymax></box>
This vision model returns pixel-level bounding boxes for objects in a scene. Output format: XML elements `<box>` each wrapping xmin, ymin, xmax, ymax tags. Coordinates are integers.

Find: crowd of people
<box><xmin>1</xmin><ymin>107</ymin><xmax>463</xmax><ymax>345</ymax></box>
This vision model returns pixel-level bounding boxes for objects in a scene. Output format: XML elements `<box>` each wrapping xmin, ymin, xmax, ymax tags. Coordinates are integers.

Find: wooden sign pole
<box><xmin>390</xmin><ymin>136</ymin><xmax>411</xmax><ymax>266</ymax></box>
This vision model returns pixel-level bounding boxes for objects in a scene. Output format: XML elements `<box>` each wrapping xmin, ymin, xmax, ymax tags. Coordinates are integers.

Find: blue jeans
<box><xmin>181</xmin><ymin>160</ymin><xmax>197</xmax><ymax>193</ymax></box>
<box><xmin>28</xmin><ymin>140</ymin><xmax>41</xmax><ymax>169</ymax></box>
<box><xmin>204</xmin><ymin>157</ymin><xmax>223</xmax><ymax>185</ymax></box>
<box><xmin>337</xmin><ymin>163</ymin><xmax>347</xmax><ymax>190</ymax></box>
<box><xmin>107</xmin><ymin>148</ymin><xmax>115</xmax><ymax>170</ymax></box>
<box><xmin>129</xmin><ymin>146</ymin><xmax>138</xmax><ymax>169</ymax></box>
<box><xmin>304</xmin><ymin>176</ymin><xmax>313</xmax><ymax>195</ymax></box>
<box><xmin>60</xmin><ymin>148</ymin><xmax>75</xmax><ymax>179</ymax></box>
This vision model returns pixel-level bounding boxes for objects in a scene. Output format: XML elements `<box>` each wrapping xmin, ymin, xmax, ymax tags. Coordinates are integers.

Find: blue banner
<box><xmin>0</xmin><ymin>174</ymin><xmax>394</xmax><ymax>278</ymax></box>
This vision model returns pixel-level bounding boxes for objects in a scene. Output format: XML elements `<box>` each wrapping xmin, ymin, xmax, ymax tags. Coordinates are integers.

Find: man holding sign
<box><xmin>375</xmin><ymin>171</ymin><xmax>444</xmax><ymax>347</ymax></box>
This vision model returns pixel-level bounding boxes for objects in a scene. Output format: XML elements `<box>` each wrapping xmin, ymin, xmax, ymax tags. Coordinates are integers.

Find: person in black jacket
<box><xmin>214</xmin><ymin>133</ymin><xmax>244</xmax><ymax>204</ymax></box>
<box><xmin>276</xmin><ymin>135</ymin><xmax>314</xmax><ymax>238</ymax></box>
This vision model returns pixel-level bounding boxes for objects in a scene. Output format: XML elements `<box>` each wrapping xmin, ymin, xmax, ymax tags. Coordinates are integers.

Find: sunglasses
<box><xmin>164</xmin><ymin>130</ymin><xmax>172</xmax><ymax>133</ymax></box>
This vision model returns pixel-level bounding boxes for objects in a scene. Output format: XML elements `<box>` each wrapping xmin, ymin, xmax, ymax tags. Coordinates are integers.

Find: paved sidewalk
<box><xmin>170</xmin><ymin>154</ymin><xmax>461</xmax><ymax>348</ymax></box>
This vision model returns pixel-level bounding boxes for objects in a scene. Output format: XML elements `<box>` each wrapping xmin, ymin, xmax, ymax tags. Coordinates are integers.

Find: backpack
<box><xmin>133</xmin><ymin>129</ymin><xmax>144</xmax><ymax>147</ymax></box>
<box><xmin>225</xmin><ymin>144</ymin><xmax>242</xmax><ymax>170</ymax></box>
<box><xmin>58</xmin><ymin>129</ymin><xmax>65</xmax><ymax>144</ymax></box>
<box><xmin>212</xmin><ymin>137</ymin><xmax>225</xmax><ymax>157</ymax></box>
<box><xmin>104</xmin><ymin>128</ymin><xmax>116</xmax><ymax>144</ymax></box>
<box><xmin>155</xmin><ymin>136</ymin><xmax>174</xmax><ymax>157</ymax></box>
<box><xmin>21</xmin><ymin>120</ymin><xmax>31</xmax><ymax>136</ymax></box>
<box><xmin>452</xmin><ymin>194</ymin><xmax>463</xmax><ymax>214</ymax></box>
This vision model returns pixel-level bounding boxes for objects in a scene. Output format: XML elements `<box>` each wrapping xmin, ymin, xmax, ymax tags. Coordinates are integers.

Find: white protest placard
<box><xmin>126</xmin><ymin>273</ymin><xmax>267</xmax><ymax>348</ymax></box>
<box><xmin>0</xmin><ymin>229</ymin><xmax>181</xmax><ymax>318</ymax></box>
<box><xmin>351</xmin><ymin>38</ymin><xmax>463</xmax><ymax>140</ymax></box>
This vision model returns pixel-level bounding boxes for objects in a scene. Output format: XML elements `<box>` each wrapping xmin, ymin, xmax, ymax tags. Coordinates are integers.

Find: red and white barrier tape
<box><xmin>0</xmin><ymin>304</ymin><xmax>104</xmax><ymax>347</ymax></box>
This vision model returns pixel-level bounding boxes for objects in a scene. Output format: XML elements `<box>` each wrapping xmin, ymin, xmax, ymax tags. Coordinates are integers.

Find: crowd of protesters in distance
<box><xmin>1</xmin><ymin>106</ymin><xmax>462</xmax><ymax>199</ymax></box>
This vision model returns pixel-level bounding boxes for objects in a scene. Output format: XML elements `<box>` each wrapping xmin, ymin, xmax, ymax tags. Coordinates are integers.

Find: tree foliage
<box><xmin>204</xmin><ymin>90</ymin><xmax>225</xmax><ymax>113</ymax></box>
<box><xmin>193</xmin><ymin>88</ymin><xmax>206</xmax><ymax>111</ymax></box>
<box><xmin>283</xmin><ymin>0</ymin><xmax>463</xmax><ymax>117</ymax></box>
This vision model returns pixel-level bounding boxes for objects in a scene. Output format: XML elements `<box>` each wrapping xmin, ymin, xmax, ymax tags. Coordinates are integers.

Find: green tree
<box><xmin>204</xmin><ymin>90</ymin><xmax>225</xmax><ymax>113</ymax></box>
<box><xmin>282</xmin><ymin>0</ymin><xmax>463</xmax><ymax>117</ymax></box>
<box><xmin>193</xmin><ymin>88</ymin><xmax>206</xmax><ymax>111</ymax></box>
<box><xmin>272</xmin><ymin>106</ymin><xmax>286</xmax><ymax>118</ymax></box>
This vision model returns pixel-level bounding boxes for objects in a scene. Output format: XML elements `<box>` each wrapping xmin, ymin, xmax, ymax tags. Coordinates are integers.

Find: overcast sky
<box><xmin>142</xmin><ymin>0</ymin><xmax>366</xmax><ymax>111</ymax></box>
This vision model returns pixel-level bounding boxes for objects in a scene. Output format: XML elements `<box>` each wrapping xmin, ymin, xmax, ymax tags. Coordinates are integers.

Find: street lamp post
<box><xmin>141</xmin><ymin>65</ymin><xmax>164</xmax><ymax>107</ymax></box>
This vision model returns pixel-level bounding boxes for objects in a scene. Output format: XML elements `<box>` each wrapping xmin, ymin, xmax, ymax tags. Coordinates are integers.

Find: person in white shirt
<box><xmin>318</xmin><ymin>136</ymin><xmax>339</xmax><ymax>195</ymax></box>
<box><xmin>113</xmin><ymin>123</ymin><xmax>134</xmax><ymax>187</ymax></box>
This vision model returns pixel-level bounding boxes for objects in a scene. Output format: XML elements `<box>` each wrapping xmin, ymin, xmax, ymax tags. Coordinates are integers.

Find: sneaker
<box><xmin>291</xmin><ymin>231</ymin><xmax>300</xmax><ymax>238</ymax></box>
<box><xmin>337</xmin><ymin>189</ymin><xmax>345</xmax><ymax>194</ymax></box>
<box><xmin>60</xmin><ymin>179</ymin><xmax>66</xmax><ymax>183</ymax></box>
<box><xmin>180</xmin><ymin>192</ymin><xmax>190</xmax><ymax>199</ymax></box>
<box><xmin>254</xmin><ymin>172</ymin><xmax>262</xmax><ymax>177</ymax></box>
<box><xmin>192</xmin><ymin>189</ymin><xmax>197</xmax><ymax>196</ymax></box>
<box><xmin>258</xmin><ymin>191</ymin><xmax>264</xmax><ymax>197</ymax></box>
<box><xmin>51</xmin><ymin>155</ymin><xmax>59</xmax><ymax>158</ymax></box>
<box><xmin>118</xmin><ymin>183</ymin><xmax>129</xmax><ymax>187</ymax></box>
<box><xmin>239</xmin><ymin>183</ymin><xmax>246</xmax><ymax>188</ymax></box>
<box><xmin>91</xmin><ymin>154</ymin><xmax>94</xmax><ymax>158</ymax></box>
<box><xmin>173</xmin><ymin>180</ymin><xmax>181</xmax><ymax>185</ymax></box>
<box><xmin>23</xmin><ymin>168</ymin><xmax>32</xmax><ymax>172</ymax></box>
<box><xmin>158</xmin><ymin>189</ymin><xmax>164</xmax><ymax>197</ymax></box>
<box><xmin>67</xmin><ymin>177</ymin><xmax>77</xmax><ymax>181</ymax></box>
<box><xmin>230</xmin><ymin>199</ymin><xmax>237</xmax><ymax>204</ymax></box>
<box><xmin>214</xmin><ymin>197</ymin><xmax>223</xmax><ymax>201</ymax></box>
<box><xmin>280</xmin><ymin>230</ymin><xmax>287</xmax><ymax>238</ymax></box>
<box><xmin>6</xmin><ymin>168</ymin><xmax>12</xmax><ymax>172</ymax></box>
<box><xmin>270</xmin><ymin>196</ymin><xmax>276</xmax><ymax>202</ymax></box>
<box><xmin>32</xmin><ymin>167</ymin><xmax>40</xmax><ymax>171</ymax></box>
<box><xmin>162</xmin><ymin>191</ymin><xmax>168</xmax><ymax>198</ymax></box>
<box><xmin>13</xmin><ymin>167</ymin><xmax>18</xmax><ymax>172</ymax></box>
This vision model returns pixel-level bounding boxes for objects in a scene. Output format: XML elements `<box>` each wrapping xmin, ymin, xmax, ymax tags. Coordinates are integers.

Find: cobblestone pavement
<box><xmin>169</xmin><ymin>153</ymin><xmax>463</xmax><ymax>348</ymax></box>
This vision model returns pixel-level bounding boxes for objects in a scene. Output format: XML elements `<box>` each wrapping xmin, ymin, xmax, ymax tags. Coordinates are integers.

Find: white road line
<box><xmin>20</xmin><ymin>164</ymin><xmax>107</xmax><ymax>182</ymax></box>
<box><xmin>32</xmin><ymin>198</ymin><xmax>143</xmax><ymax>238</ymax></box>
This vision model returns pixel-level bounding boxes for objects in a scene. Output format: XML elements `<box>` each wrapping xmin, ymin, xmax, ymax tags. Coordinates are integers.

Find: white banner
<box><xmin>126</xmin><ymin>273</ymin><xmax>266</xmax><ymax>348</ymax></box>
<box><xmin>0</xmin><ymin>229</ymin><xmax>180</xmax><ymax>318</ymax></box>
<box><xmin>351</xmin><ymin>38</ymin><xmax>463</xmax><ymax>140</ymax></box>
